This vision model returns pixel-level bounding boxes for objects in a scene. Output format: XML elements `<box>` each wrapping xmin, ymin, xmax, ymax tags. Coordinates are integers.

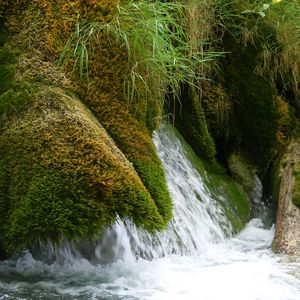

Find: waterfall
<box><xmin>1</xmin><ymin>124</ymin><xmax>300</xmax><ymax>300</ymax></box>
<box><xmin>82</xmin><ymin>124</ymin><xmax>231</xmax><ymax>263</ymax></box>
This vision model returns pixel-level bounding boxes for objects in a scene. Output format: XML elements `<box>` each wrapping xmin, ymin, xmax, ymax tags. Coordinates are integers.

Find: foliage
<box><xmin>214</xmin><ymin>0</ymin><xmax>300</xmax><ymax>96</ymax></box>
<box><xmin>59</xmin><ymin>0</ymin><xmax>220</xmax><ymax>112</ymax></box>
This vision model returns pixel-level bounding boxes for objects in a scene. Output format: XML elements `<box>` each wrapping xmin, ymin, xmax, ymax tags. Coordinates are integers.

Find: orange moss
<box><xmin>275</xmin><ymin>96</ymin><xmax>294</xmax><ymax>146</ymax></box>
<box><xmin>201</xmin><ymin>81</ymin><xmax>232</xmax><ymax>141</ymax></box>
<box><xmin>0</xmin><ymin>85</ymin><xmax>167</xmax><ymax>255</ymax></box>
<box><xmin>75</xmin><ymin>39</ymin><xmax>172</xmax><ymax>220</ymax></box>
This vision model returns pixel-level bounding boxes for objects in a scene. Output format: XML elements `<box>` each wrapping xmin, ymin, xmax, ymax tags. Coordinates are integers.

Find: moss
<box><xmin>275</xmin><ymin>96</ymin><xmax>295</xmax><ymax>145</ymax></box>
<box><xmin>0</xmin><ymin>0</ymin><xmax>174</xmax><ymax>258</ymax></box>
<box><xmin>0</xmin><ymin>85</ymin><xmax>168</xmax><ymax>257</ymax></box>
<box><xmin>201</xmin><ymin>81</ymin><xmax>232</xmax><ymax>142</ymax></box>
<box><xmin>75</xmin><ymin>36</ymin><xmax>173</xmax><ymax>227</ymax></box>
<box><xmin>270</xmin><ymin>129</ymin><xmax>300</xmax><ymax>205</ymax></box>
<box><xmin>84</xmin><ymin>89</ymin><xmax>173</xmax><ymax>226</ymax></box>
<box><xmin>223</xmin><ymin>37</ymin><xmax>280</xmax><ymax>173</ymax></box>
<box><xmin>134</xmin><ymin>159</ymin><xmax>172</xmax><ymax>221</ymax></box>
<box><xmin>271</xmin><ymin>158</ymin><xmax>282</xmax><ymax>203</ymax></box>
<box><xmin>0</xmin><ymin>46</ymin><xmax>17</xmax><ymax>94</ymax></box>
<box><xmin>171</xmin><ymin>84</ymin><xmax>216</xmax><ymax>162</ymax></box>
<box><xmin>0</xmin><ymin>85</ymin><xmax>33</xmax><ymax>116</ymax></box>
<box><xmin>292</xmin><ymin>163</ymin><xmax>300</xmax><ymax>208</ymax></box>
<box><xmin>3</xmin><ymin>171</ymin><xmax>110</xmax><ymax>254</ymax></box>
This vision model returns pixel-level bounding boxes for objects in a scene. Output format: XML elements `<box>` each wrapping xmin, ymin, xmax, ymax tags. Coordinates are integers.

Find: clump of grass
<box><xmin>59</xmin><ymin>0</ymin><xmax>220</xmax><ymax>110</ymax></box>
<box><xmin>214</xmin><ymin>0</ymin><xmax>300</xmax><ymax>96</ymax></box>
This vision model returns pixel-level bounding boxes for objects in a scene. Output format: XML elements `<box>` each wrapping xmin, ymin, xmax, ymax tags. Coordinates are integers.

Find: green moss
<box><xmin>0</xmin><ymin>33</ymin><xmax>30</xmax><ymax>117</ymax></box>
<box><xmin>271</xmin><ymin>130</ymin><xmax>300</xmax><ymax>205</ymax></box>
<box><xmin>292</xmin><ymin>165</ymin><xmax>300</xmax><ymax>208</ymax></box>
<box><xmin>172</xmin><ymin>85</ymin><xmax>216</xmax><ymax>162</ymax></box>
<box><xmin>0</xmin><ymin>1</ymin><xmax>174</xmax><ymax>258</ymax></box>
<box><xmin>0</xmin><ymin>48</ymin><xmax>16</xmax><ymax>94</ymax></box>
<box><xmin>228</xmin><ymin>153</ymin><xmax>255</xmax><ymax>195</ymax></box>
<box><xmin>223</xmin><ymin>38</ymin><xmax>279</xmax><ymax>173</ymax></box>
<box><xmin>80</xmin><ymin>45</ymin><xmax>173</xmax><ymax>228</ymax></box>
<box><xmin>0</xmin><ymin>85</ymin><xmax>33</xmax><ymax>116</ymax></box>
<box><xmin>270</xmin><ymin>154</ymin><xmax>283</xmax><ymax>203</ymax></box>
<box><xmin>201</xmin><ymin>81</ymin><xmax>232</xmax><ymax>142</ymax></box>
<box><xmin>134</xmin><ymin>159</ymin><xmax>172</xmax><ymax>222</ymax></box>
<box><xmin>0</xmin><ymin>85</ymin><xmax>170</xmax><ymax>257</ymax></box>
<box><xmin>3</xmin><ymin>171</ymin><xmax>110</xmax><ymax>254</ymax></box>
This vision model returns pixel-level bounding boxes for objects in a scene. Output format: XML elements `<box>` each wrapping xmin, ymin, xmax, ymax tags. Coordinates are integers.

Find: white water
<box><xmin>1</xmin><ymin>124</ymin><xmax>300</xmax><ymax>300</ymax></box>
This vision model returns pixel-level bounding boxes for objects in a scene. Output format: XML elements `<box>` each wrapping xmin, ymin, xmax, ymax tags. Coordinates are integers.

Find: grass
<box><xmin>59</xmin><ymin>0</ymin><xmax>220</xmax><ymax>111</ymax></box>
<box><xmin>214</xmin><ymin>0</ymin><xmax>300</xmax><ymax>95</ymax></box>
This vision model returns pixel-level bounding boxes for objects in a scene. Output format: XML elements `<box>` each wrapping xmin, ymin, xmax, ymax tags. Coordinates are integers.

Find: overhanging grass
<box><xmin>59</xmin><ymin>0</ymin><xmax>220</xmax><ymax>111</ymax></box>
<box><xmin>214</xmin><ymin>0</ymin><xmax>300</xmax><ymax>95</ymax></box>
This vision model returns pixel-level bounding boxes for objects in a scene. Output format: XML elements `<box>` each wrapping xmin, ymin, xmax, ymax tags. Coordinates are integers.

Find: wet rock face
<box><xmin>272</xmin><ymin>139</ymin><xmax>300</xmax><ymax>255</ymax></box>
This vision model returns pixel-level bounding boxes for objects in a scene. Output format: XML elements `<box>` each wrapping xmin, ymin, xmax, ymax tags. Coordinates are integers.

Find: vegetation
<box><xmin>214</xmin><ymin>0</ymin><xmax>300</xmax><ymax>95</ymax></box>
<box><xmin>196</xmin><ymin>0</ymin><xmax>299</xmax><ymax>173</ymax></box>
<box><xmin>0</xmin><ymin>0</ymin><xmax>299</xmax><ymax>258</ymax></box>
<box><xmin>59</xmin><ymin>0</ymin><xmax>220</xmax><ymax>118</ymax></box>
<box><xmin>0</xmin><ymin>1</ymin><xmax>172</xmax><ymax>257</ymax></box>
<box><xmin>0</xmin><ymin>85</ymin><xmax>169</xmax><ymax>256</ymax></box>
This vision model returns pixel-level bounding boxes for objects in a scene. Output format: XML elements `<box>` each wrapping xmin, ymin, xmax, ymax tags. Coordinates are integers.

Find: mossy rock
<box><xmin>75</xmin><ymin>35</ymin><xmax>172</xmax><ymax>224</ymax></box>
<box><xmin>170</xmin><ymin>84</ymin><xmax>216</xmax><ymax>162</ymax></box>
<box><xmin>0</xmin><ymin>85</ymin><xmax>171</xmax><ymax>257</ymax></box>
<box><xmin>228</xmin><ymin>153</ymin><xmax>255</xmax><ymax>195</ymax></box>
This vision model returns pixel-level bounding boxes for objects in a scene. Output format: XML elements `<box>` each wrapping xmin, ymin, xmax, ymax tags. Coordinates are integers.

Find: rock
<box><xmin>272</xmin><ymin>139</ymin><xmax>300</xmax><ymax>255</ymax></box>
<box><xmin>228</xmin><ymin>153</ymin><xmax>255</xmax><ymax>195</ymax></box>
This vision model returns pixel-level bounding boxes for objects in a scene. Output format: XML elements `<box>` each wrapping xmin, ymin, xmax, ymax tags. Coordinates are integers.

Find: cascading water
<box><xmin>95</xmin><ymin>124</ymin><xmax>231</xmax><ymax>261</ymax></box>
<box><xmin>1</xmin><ymin>124</ymin><xmax>300</xmax><ymax>300</ymax></box>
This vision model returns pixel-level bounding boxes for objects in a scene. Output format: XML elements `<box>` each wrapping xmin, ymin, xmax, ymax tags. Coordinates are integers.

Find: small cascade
<box><xmin>28</xmin><ymin>124</ymin><xmax>230</xmax><ymax>264</ymax></box>
<box><xmin>250</xmin><ymin>173</ymin><xmax>270</xmax><ymax>225</ymax></box>
<box><xmin>87</xmin><ymin>124</ymin><xmax>231</xmax><ymax>262</ymax></box>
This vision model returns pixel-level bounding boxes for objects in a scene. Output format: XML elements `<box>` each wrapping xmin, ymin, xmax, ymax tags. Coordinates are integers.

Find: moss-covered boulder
<box><xmin>0</xmin><ymin>85</ymin><xmax>171</xmax><ymax>258</ymax></box>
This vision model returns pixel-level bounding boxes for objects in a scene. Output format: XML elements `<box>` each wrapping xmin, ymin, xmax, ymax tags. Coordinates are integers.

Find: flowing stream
<box><xmin>1</xmin><ymin>124</ymin><xmax>300</xmax><ymax>300</ymax></box>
